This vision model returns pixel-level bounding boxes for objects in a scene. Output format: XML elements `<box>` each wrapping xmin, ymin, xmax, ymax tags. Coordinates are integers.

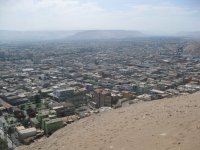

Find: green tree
<box><xmin>34</xmin><ymin>95</ymin><xmax>41</xmax><ymax>104</ymax></box>
<box><xmin>20</xmin><ymin>105</ymin><xmax>25</xmax><ymax>110</ymax></box>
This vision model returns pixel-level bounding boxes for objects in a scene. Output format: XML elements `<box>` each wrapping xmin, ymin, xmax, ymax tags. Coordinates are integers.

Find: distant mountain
<box><xmin>0</xmin><ymin>30</ymin><xmax>79</xmax><ymax>42</ymax></box>
<box><xmin>0</xmin><ymin>30</ymin><xmax>144</xmax><ymax>42</ymax></box>
<box><xmin>68</xmin><ymin>30</ymin><xmax>144</xmax><ymax>40</ymax></box>
<box><xmin>177</xmin><ymin>31</ymin><xmax>200</xmax><ymax>39</ymax></box>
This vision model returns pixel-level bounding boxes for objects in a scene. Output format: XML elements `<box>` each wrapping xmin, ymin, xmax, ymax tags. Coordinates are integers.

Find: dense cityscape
<box><xmin>0</xmin><ymin>37</ymin><xmax>200</xmax><ymax>149</ymax></box>
<box><xmin>1</xmin><ymin>0</ymin><xmax>200</xmax><ymax>149</ymax></box>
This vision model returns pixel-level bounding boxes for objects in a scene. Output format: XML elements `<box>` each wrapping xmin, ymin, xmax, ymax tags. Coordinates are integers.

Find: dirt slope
<box><xmin>17</xmin><ymin>92</ymin><xmax>200</xmax><ymax>150</ymax></box>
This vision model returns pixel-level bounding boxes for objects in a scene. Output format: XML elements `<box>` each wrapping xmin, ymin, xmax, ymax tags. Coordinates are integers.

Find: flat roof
<box><xmin>18</xmin><ymin>127</ymin><xmax>37</xmax><ymax>134</ymax></box>
<box><xmin>150</xmin><ymin>89</ymin><xmax>165</xmax><ymax>94</ymax></box>
<box><xmin>46</xmin><ymin>118</ymin><xmax>62</xmax><ymax>124</ymax></box>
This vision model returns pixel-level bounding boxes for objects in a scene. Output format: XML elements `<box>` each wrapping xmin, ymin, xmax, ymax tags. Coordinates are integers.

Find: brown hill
<box><xmin>17</xmin><ymin>92</ymin><xmax>200</xmax><ymax>150</ymax></box>
<box><xmin>184</xmin><ymin>41</ymin><xmax>200</xmax><ymax>56</ymax></box>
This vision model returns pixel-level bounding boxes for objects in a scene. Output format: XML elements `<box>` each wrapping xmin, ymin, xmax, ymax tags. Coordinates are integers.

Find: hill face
<box><xmin>0</xmin><ymin>30</ymin><xmax>78</xmax><ymax>42</ymax></box>
<box><xmin>0</xmin><ymin>30</ymin><xmax>143</xmax><ymax>42</ymax></box>
<box><xmin>68</xmin><ymin>30</ymin><xmax>143</xmax><ymax>40</ymax></box>
<box><xmin>178</xmin><ymin>31</ymin><xmax>200</xmax><ymax>39</ymax></box>
<box><xmin>184</xmin><ymin>40</ymin><xmax>200</xmax><ymax>56</ymax></box>
<box><xmin>18</xmin><ymin>92</ymin><xmax>200</xmax><ymax>150</ymax></box>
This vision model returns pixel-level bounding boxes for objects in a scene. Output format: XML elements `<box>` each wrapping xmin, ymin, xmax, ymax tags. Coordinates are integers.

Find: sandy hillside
<box><xmin>17</xmin><ymin>92</ymin><xmax>200</xmax><ymax>150</ymax></box>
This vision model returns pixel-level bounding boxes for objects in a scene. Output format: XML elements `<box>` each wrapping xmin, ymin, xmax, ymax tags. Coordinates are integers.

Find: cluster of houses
<box><xmin>0</xmin><ymin>38</ymin><xmax>200</xmax><ymax>148</ymax></box>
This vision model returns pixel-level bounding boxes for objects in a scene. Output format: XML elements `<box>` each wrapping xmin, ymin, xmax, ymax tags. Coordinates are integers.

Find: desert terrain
<box><xmin>18</xmin><ymin>92</ymin><xmax>200</xmax><ymax>150</ymax></box>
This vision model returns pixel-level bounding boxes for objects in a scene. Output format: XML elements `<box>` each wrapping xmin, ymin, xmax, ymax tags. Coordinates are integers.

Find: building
<box><xmin>52</xmin><ymin>88</ymin><xmax>75</xmax><ymax>101</ymax></box>
<box><xmin>16</xmin><ymin>126</ymin><xmax>37</xmax><ymax>140</ymax></box>
<box><xmin>49</xmin><ymin>102</ymin><xmax>75</xmax><ymax>117</ymax></box>
<box><xmin>30</xmin><ymin>118</ymin><xmax>40</xmax><ymax>128</ymax></box>
<box><xmin>44</xmin><ymin>118</ymin><xmax>63</xmax><ymax>135</ymax></box>
<box><xmin>36</xmin><ymin>110</ymin><xmax>56</xmax><ymax>125</ymax></box>
<box><xmin>1</xmin><ymin>93</ymin><xmax>28</xmax><ymax>106</ymax></box>
<box><xmin>92</xmin><ymin>89</ymin><xmax>113</xmax><ymax>108</ymax></box>
<box><xmin>122</xmin><ymin>91</ymin><xmax>136</xmax><ymax>100</ymax></box>
<box><xmin>101</xmin><ymin>91</ymin><xmax>112</xmax><ymax>107</ymax></box>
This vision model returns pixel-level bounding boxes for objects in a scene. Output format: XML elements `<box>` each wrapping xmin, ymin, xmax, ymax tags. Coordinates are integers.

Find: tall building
<box><xmin>93</xmin><ymin>89</ymin><xmax>112</xmax><ymax>108</ymax></box>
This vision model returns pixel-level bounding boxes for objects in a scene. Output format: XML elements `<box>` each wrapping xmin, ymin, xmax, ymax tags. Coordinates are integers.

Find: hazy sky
<box><xmin>0</xmin><ymin>0</ymin><xmax>200</xmax><ymax>34</ymax></box>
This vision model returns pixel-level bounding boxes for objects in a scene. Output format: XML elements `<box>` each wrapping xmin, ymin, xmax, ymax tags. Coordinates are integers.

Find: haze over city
<box><xmin>0</xmin><ymin>0</ymin><xmax>200</xmax><ymax>35</ymax></box>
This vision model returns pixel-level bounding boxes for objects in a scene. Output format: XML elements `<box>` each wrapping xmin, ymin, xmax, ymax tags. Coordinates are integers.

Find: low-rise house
<box><xmin>137</xmin><ymin>94</ymin><xmax>152</xmax><ymax>101</ymax></box>
<box><xmin>44</xmin><ymin>118</ymin><xmax>63</xmax><ymax>135</ymax></box>
<box><xmin>49</xmin><ymin>102</ymin><xmax>75</xmax><ymax>117</ymax></box>
<box><xmin>150</xmin><ymin>89</ymin><xmax>166</xmax><ymax>99</ymax></box>
<box><xmin>16</xmin><ymin>126</ymin><xmax>37</xmax><ymax>140</ymax></box>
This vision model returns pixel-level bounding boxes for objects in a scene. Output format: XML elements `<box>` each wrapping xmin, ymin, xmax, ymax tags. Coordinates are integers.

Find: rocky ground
<box><xmin>17</xmin><ymin>92</ymin><xmax>200</xmax><ymax>150</ymax></box>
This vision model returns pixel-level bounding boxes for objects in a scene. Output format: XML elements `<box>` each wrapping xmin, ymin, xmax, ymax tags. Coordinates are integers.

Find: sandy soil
<box><xmin>17</xmin><ymin>92</ymin><xmax>200</xmax><ymax>150</ymax></box>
